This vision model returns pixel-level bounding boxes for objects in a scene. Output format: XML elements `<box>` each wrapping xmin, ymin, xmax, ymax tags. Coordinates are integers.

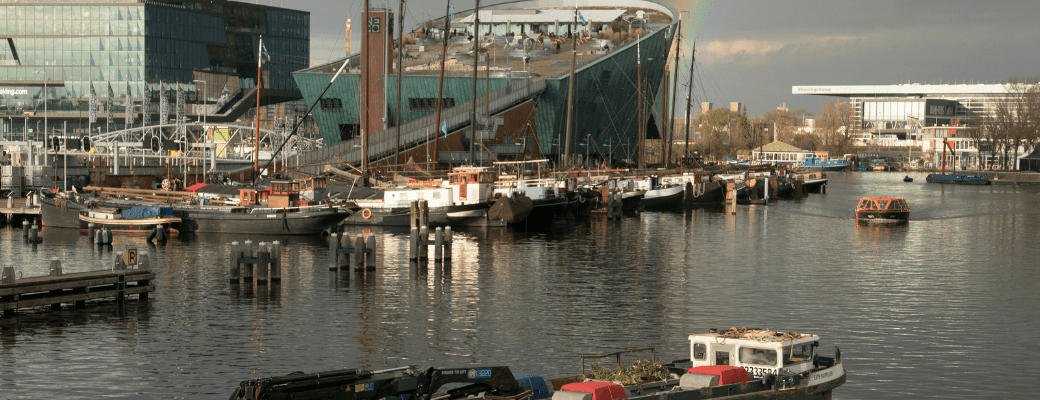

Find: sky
<box><xmin>274</xmin><ymin>0</ymin><xmax>1040</xmax><ymax>117</ymax></box>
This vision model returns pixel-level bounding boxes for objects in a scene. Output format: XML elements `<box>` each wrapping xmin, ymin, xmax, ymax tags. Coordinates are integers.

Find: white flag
<box><xmin>88</xmin><ymin>84</ymin><xmax>98</xmax><ymax>124</ymax></box>
<box><xmin>125</xmin><ymin>82</ymin><xmax>134</xmax><ymax>126</ymax></box>
<box><xmin>159</xmin><ymin>89</ymin><xmax>169</xmax><ymax>125</ymax></box>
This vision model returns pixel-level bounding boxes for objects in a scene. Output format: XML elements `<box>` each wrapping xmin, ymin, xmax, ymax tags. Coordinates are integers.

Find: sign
<box><xmin>368</xmin><ymin>16</ymin><xmax>381</xmax><ymax>33</ymax></box>
<box><xmin>123</xmin><ymin>247</ymin><xmax>138</xmax><ymax>266</ymax></box>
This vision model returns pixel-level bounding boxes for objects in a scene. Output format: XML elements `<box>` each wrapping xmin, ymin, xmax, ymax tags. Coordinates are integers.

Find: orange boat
<box><xmin>855</xmin><ymin>197</ymin><xmax>909</xmax><ymax>222</ymax></box>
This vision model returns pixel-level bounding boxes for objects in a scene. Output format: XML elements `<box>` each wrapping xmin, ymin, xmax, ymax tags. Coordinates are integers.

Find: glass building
<box><xmin>0</xmin><ymin>0</ymin><xmax>308</xmax><ymax>139</ymax></box>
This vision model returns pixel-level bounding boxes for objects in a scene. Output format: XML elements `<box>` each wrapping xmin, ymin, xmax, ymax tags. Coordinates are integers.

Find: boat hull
<box><xmin>925</xmin><ymin>174</ymin><xmax>990</xmax><ymax>185</ymax></box>
<box><xmin>341</xmin><ymin>203</ymin><xmax>492</xmax><ymax>227</ymax></box>
<box><xmin>176</xmin><ymin>208</ymin><xmax>348</xmax><ymax>234</ymax></box>
<box><xmin>78</xmin><ymin>215</ymin><xmax>181</xmax><ymax>233</ymax></box>
<box><xmin>855</xmin><ymin>210</ymin><xmax>909</xmax><ymax>223</ymax></box>
<box><xmin>642</xmin><ymin>186</ymin><xmax>684</xmax><ymax>210</ymax></box>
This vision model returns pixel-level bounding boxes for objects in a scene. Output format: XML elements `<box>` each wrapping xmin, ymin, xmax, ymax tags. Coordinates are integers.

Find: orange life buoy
<box><xmin>360</xmin><ymin>208</ymin><xmax>372</xmax><ymax>219</ymax></box>
<box><xmin>578</xmin><ymin>196</ymin><xmax>585</xmax><ymax>204</ymax></box>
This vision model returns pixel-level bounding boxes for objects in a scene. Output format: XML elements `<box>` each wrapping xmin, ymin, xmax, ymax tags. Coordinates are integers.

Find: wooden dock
<box><xmin>1</xmin><ymin>196</ymin><xmax>40</xmax><ymax>223</ymax></box>
<box><xmin>1</xmin><ymin>257</ymin><xmax>153</xmax><ymax>318</ymax></box>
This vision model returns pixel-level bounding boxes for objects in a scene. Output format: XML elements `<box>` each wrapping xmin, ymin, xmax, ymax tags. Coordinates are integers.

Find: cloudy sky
<box><xmin>285</xmin><ymin>0</ymin><xmax>1040</xmax><ymax>117</ymax></box>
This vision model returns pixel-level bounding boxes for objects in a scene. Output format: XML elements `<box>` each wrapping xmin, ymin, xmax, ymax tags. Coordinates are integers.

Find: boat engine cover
<box><xmin>687</xmin><ymin>366</ymin><xmax>750</xmax><ymax>386</ymax></box>
<box><xmin>551</xmin><ymin>390</ymin><xmax>593</xmax><ymax>400</ymax></box>
<box><xmin>678</xmin><ymin>373</ymin><xmax>719</xmax><ymax>390</ymax></box>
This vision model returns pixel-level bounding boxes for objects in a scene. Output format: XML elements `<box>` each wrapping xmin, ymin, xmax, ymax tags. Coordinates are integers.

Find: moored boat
<box><xmin>230</xmin><ymin>328</ymin><xmax>845</xmax><ymax>400</ymax></box>
<box><xmin>855</xmin><ymin>196</ymin><xmax>909</xmax><ymax>222</ymax></box>
<box><xmin>925</xmin><ymin>174</ymin><xmax>990</xmax><ymax>185</ymax></box>
<box><xmin>78</xmin><ymin>206</ymin><xmax>181</xmax><ymax>233</ymax></box>
<box><xmin>341</xmin><ymin>167</ymin><xmax>498</xmax><ymax>227</ymax></box>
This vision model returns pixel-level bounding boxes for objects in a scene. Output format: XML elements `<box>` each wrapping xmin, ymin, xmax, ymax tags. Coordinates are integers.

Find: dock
<box><xmin>1</xmin><ymin>196</ymin><xmax>40</xmax><ymax>223</ymax></box>
<box><xmin>1</xmin><ymin>256</ymin><xmax>153</xmax><ymax>318</ymax></box>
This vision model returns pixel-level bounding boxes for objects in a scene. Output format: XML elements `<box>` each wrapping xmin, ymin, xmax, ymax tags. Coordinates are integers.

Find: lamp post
<box><xmin>34</xmin><ymin>71</ymin><xmax>47</xmax><ymax>151</ymax></box>
<box><xmin>192</xmin><ymin>80</ymin><xmax>207</xmax><ymax>126</ymax></box>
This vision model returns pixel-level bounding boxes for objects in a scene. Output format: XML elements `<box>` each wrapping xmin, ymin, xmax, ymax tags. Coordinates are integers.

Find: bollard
<box><xmin>49</xmin><ymin>258</ymin><xmax>63</xmax><ymax>276</ymax></box>
<box><xmin>340</xmin><ymin>233</ymin><xmax>352</xmax><ymax>268</ymax></box>
<box><xmin>354</xmin><ymin>234</ymin><xmax>365</xmax><ymax>271</ymax></box>
<box><xmin>6</xmin><ymin>195</ymin><xmax>11</xmax><ymax>209</ymax></box>
<box><xmin>88</xmin><ymin>222</ymin><xmax>96</xmax><ymax>241</ymax></box>
<box><xmin>256</xmin><ymin>242</ymin><xmax>269</xmax><ymax>285</ymax></box>
<box><xmin>328</xmin><ymin>233</ymin><xmax>339</xmax><ymax>271</ymax></box>
<box><xmin>155</xmin><ymin>225</ymin><xmax>165</xmax><ymax>242</ymax></box>
<box><xmin>242</xmin><ymin>240</ymin><xmax>254</xmax><ymax>282</ymax></box>
<box><xmin>270</xmin><ymin>241</ymin><xmax>282</xmax><ymax>282</ymax></box>
<box><xmin>443</xmin><ymin>226</ymin><xmax>453</xmax><ymax>260</ymax></box>
<box><xmin>409</xmin><ymin>227</ymin><xmax>419</xmax><ymax>261</ymax></box>
<box><xmin>29</xmin><ymin>227</ymin><xmax>39</xmax><ymax>243</ymax></box>
<box><xmin>365</xmin><ymin>233</ymin><xmax>376</xmax><ymax>270</ymax></box>
<box><xmin>22</xmin><ymin>220</ymin><xmax>29</xmax><ymax>237</ymax></box>
<box><xmin>1</xmin><ymin>266</ymin><xmax>15</xmax><ymax>284</ymax></box>
<box><xmin>419</xmin><ymin>226</ymin><xmax>429</xmax><ymax>260</ymax></box>
<box><xmin>434</xmin><ymin>227</ymin><xmax>443</xmax><ymax>261</ymax></box>
<box><xmin>229</xmin><ymin>241</ymin><xmax>241</xmax><ymax>283</ymax></box>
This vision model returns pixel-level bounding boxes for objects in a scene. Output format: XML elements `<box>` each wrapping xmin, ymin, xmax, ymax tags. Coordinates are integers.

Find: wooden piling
<box><xmin>242</xmin><ymin>240</ymin><xmax>254</xmax><ymax>282</ymax></box>
<box><xmin>270</xmin><ymin>241</ymin><xmax>282</xmax><ymax>282</ymax></box>
<box><xmin>434</xmin><ymin>227</ymin><xmax>443</xmax><ymax>261</ymax></box>
<box><xmin>229</xmin><ymin>241</ymin><xmax>241</xmax><ymax>283</ymax></box>
<box><xmin>444</xmin><ymin>226</ymin><xmax>453</xmax><ymax>260</ymax></box>
<box><xmin>354</xmin><ymin>234</ymin><xmax>365</xmax><ymax>271</ymax></box>
<box><xmin>365</xmin><ymin>233</ymin><xmax>376</xmax><ymax>270</ymax></box>
<box><xmin>256</xmin><ymin>242</ymin><xmax>269</xmax><ymax>285</ymax></box>
<box><xmin>419</xmin><ymin>226</ymin><xmax>429</xmax><ymax>260</ymax></box>
<box><xmin>409</xmin><ymin>227</ymin><xmax>419</xmax><ymax>261</ymax></box>
<box><xmin>328</xmin><ymin>233</ymin><xmax>339</xmax><ymax>270</ymax></box>
<box><xmin>22</xmin><ymin>220</ymin><xmax>28</xmax><ymax>237</ymax></box>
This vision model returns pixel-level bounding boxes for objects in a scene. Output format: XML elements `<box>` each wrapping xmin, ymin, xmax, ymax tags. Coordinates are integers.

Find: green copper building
<box><xmin>0</xmin><ymin>0</ymin><xmax>308</xmax><ymax>138</ymax></box>
<box><xmin>292</xmin><ymin>0</ymin><xmax>678</xmax><ymax>167</ymax></box>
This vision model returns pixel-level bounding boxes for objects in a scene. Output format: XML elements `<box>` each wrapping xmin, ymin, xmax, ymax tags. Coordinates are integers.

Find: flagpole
<box><xmin>254</xmin><ymin>36</ymin><xmax>263</xmax><ymax>183</ymax></box>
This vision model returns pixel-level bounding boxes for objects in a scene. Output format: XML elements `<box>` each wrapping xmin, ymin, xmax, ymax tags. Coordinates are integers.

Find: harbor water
<box><xmin>1</xmin><ymin>171</ymin><xmax>1038</xmax><ymax>399</ymax></box>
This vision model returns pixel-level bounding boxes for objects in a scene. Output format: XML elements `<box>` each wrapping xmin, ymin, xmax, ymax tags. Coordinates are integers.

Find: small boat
<box><xmin>925</xmin><ymin>174</ymin><xmax>990</xmax><ymax>185</ymax></box>
<box><xmin>230</xmin><ymin>328</ymin><xmax>845</xmax><ymax>400</ymax></box>
<box><xmin>903</xmin><ymin>175</ymin><xmax>913</xmax><ymax>182</ymax></box>
<box><xmin>634</xmin><ymin>176</ymin><xmax>684</xmax><ymax>210</ymax></box>
<box><xmin>78</xmin><ymin>206</ymin><xmax>181</xmax><ymax>233</ymax></box>
<box><xmin>342</xmin><ymin>167</ymin><xmax>497</xmax><ymax>227</ymax></box>
<box><xmin>855</xmin><ymin>196</ymin><xmax>909</xmax><ymax>222</ymax></box>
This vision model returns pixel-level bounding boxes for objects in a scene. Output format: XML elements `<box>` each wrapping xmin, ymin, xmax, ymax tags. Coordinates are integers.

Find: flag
<box><xmin>124</xmin><ymin>82</ymin><xmax>134</xmax><ymax>126</ymax></box>
<box><xmin>449</xmin><ymin>4</ymin><xmax>455</xmax><ymax>20</ymax></box>
<box><xmin>261</xmin><ymin>41</ymin><xmax>271</xmax><ymax>61</ymax></box>
<box><xmin>175</xmin><ymin>86</ymin><xmax>185</xmax><ymax>124</ymax></box>
<box><xmin>88</xmin><ymin>83</ymin><xmax>98</xmax><ymax>124</ymax></box>
<box><xmin>159</xmin><ymin>86</ymin><xmax>169</xmax><ymax>125</ymax></box>
<box><xmin>107</xmin><ymin>83</ymin><xmax>114</xmax><ymax>127</ymax></box>
<box><xmin>578</xmin><ymin>11</ymin><xmax>586</xmax><ymax>24</ymax></box>
<box><xmin>440</xmin><ymin>121</ymin><xmax>448</xmax><ymax>137</ymax></box>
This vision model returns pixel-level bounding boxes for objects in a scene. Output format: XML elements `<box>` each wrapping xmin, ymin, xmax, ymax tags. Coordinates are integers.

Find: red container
<box><xmin>687</xmin><ymin>366</ymin><xmax>750</xmax><ymax>385</ymax></box>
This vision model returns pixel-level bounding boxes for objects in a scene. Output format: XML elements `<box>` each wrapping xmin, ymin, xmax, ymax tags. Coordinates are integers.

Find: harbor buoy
<box><xmin>360</xmin><ymin>208</ymin><xmax>373</xmax><ymax>219</ymax></box>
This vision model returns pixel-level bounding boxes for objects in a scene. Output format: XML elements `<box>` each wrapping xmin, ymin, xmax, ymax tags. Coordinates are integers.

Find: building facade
<box><xmin>1</xmin><ymin>0</ymin><xmax>308</xmax><ymax>139</ymax></box>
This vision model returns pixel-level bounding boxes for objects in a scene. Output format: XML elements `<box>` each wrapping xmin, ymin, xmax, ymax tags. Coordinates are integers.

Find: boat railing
<box><xmin>249</xmin><ymin>205</ymin><xmax>330</xmax><ymax>215</ymax></box>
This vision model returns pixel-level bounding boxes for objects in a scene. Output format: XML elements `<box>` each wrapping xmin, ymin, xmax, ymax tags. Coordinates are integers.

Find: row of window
<box><xmin>0</xmin><ymin>5</ymin><xmax>144</xmax><ymax>23</ymax></box>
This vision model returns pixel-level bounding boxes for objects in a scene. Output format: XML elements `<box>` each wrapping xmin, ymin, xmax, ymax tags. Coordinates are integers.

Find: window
<box><xmin>408</xmin><ymin>97</ymin><xmax>455</xmax><ymax>112</ymax></box>
<box><xmin>338</xmin><ymin>123</ymin><xmax>359</xmax><ymax>141</ymax></box>
<box><xmin>692</xmin><ymin>343</ymin><xmax>706</xmax><ymax>360</ymax></box>
<box><xmin>739</xmin><ymin>348</ymin><xmax>778</xmax><ymax>366</ymax></box>
<box><xmin>319</xmin><ymin>98</ymin><xmax>342</xmax><ymax>111</ymax></box>
<box><xmin>782</xmin><ymin>343</ymin><xmax>813</xmax><ymax>366</ymax></box>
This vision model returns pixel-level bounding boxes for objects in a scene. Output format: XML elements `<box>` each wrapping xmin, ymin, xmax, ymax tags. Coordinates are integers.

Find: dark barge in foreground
<box><xmin>230</xmin><ymin>328</ymin><xmax>844</xmax><ymax>400</ymax></box>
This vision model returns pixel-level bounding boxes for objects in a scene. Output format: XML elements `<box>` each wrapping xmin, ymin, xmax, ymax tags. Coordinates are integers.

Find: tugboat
<box><xmin>230</xmin><ymin>328</ymin><xmax>845</xmax><ymax>400</ymax></box>
<box><xmin>855</xmin><ymin>196</ymin><xmax>910</xmax><ymax>222</ymax></box>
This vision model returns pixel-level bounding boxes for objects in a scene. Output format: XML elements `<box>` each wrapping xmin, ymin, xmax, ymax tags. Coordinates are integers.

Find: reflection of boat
<box><xmin>855</xmin><ymin>197</ymin><xmax>909</xmax><ymax>222</ymax></box>
<box><xmin>925</xmin><ymin>174</ymin><xmax>990</xmax><ymax>185</ymax></box>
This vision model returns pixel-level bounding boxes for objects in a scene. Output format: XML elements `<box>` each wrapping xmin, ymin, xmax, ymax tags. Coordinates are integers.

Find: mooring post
<box><xmin>409</xmin><ymin>227</ymin><xmax>419</xmax><ymax>261</ymax></box>
<box><xmin>434</xmin><ymin>227</ymin><xmax>444</xmax><ymax>261</ymax></box>
<box><xmin>88</xmin><ymin>222</ymin><xmax>96</xmax><ymax>241</ymax></box>
<box><xmin>49</xmin><ymin>257</ymin><xmax>63</xmax><ymax>276</ymax></box>
<box><xmin>340</xmin><ymin>233</ymin><xmax>353</xmax><ymax>269</ymax></box>
<box><xmin>410</xmin><ymin>200</ymin><xmax>419</xmax><ymax>229</ymax></box>
<box><xmin>242</xmin><ymin>240</ymin><xmax>254</xmax><ymax>282</ymax></box>
<box><xmin>354</xmin><ymin>234</ymin><xmax>365</xmax><ymax>271</ymax></box>
<box><xmin>256</xmin><ymin>241</ymin><xmax>269</xmax><ymax>285</ymax></box>
<box><xmin>420</xmin><ymin>200</ymin><xmax>429</xmax><ymax>228</ymax></box>
<box><xmin>155</xmin><ymin>225</ymin><xmax>165</xmax><ymax>242</ymax></box>
<box><xmin>419</xmin><ymin>226</ymin><xmax>429</xmax><ymax>261</ymax></box>
<box><xmin>29</xmin><ymin>226</ymin><xmax>39</xmax><ymax>243</ymax></box>
<box><xmin>365</xmin><ymin>233</ymin><xmax>376</xmax><ymax>270</ymax></box>
<box><xmin>1</xmin><ymin>266</ymin><xmax>14</xmax><ymax>284</ymax></box>
<box><xmin>443</xmin><ymin>226</ymin><xmax>453</xmax><ymax>260</ymax></box>
<box><xmin>270</xmin><ymin>241</ymin><xmax>282</xmax><ymax>282</ymax></box>
<box><xmin>328</xmin><ymin>233</ymin><xmax>339</xmax><ymax>271</ymax></box>
<box><xmin>229</xmin><ymin>241</ymin><xmax>241</xmax><ymax>283</ymax></box>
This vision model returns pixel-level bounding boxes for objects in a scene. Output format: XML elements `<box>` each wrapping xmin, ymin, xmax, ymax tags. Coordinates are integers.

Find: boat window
<box><xmin>858</xmin><ymin>199</ymin><xmax>869</xmax><ymax>209</ymax></box>
<box><xmin>693</xmin><ymin>343</ymin><xmax>706</xmax><ymax>360</ymax></box>
<box><xmin>887</xmin><ymin>200</ymin><xmax>902</xmax><ymax>210</ymax></box>
<box><xmin>432</xmin><ymin>192</ymin><xmax>441</xmax><ymax>200</ymax></box>
<box><xmin>739</xmin><ymin>347</ymin><xmax>777</xmax><ymax>366</ymax></box>
<box><xmin>782</xmin><ymin>343</ymin><xmax>813</xmax><ymax>366</ymax></box>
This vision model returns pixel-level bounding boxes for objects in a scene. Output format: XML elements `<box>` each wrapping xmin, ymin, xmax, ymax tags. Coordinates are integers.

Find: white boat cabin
<box><xmin>372</xmin><ymin>167</ymin><xmax>497</xmax><ymax>208</ymax></box>
<box><xmin>689</xmin><ymin>329</ymin><xmax>819</xmax><ymax>378</ymax></box>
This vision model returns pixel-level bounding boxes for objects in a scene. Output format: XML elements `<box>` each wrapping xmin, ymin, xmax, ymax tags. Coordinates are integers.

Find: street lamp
<box><xmin>192</xmin><ymin>79</ymin><xmax>207</xmax><ymax>126</ymax></box>
<box><xmin>34</xmin><ymin>71</ymin><xmax>47</xmax><ymax>152</ymax></box>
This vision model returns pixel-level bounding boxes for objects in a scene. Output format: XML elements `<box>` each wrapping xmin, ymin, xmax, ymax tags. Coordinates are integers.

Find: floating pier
<box><xmin>0</xmin><ymin>253</ymin><xmax>153</xmax><ymax>317</ymax></box>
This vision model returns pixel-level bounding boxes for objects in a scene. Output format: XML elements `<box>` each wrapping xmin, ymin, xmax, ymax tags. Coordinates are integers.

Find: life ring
<box><xmin>161</xmin><ymin>179</ymin><xmax>170</xmax><ymax>190</ymax></box>
<box><xmin>578</xmin><ymin>196</ymin><xmax>585</xmax><ymax>204</ymax></box>
<box><xmin>360</xmin><ymin>208</ymin><xmax>373</xmax><ymax>219</ymax></box>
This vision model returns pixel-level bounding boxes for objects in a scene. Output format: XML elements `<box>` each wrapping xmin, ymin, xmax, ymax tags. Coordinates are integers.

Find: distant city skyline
<box><xmin>295</xmin><ymin>0</ymin><xmax>1040</xmax><ymax>116</ymax></box>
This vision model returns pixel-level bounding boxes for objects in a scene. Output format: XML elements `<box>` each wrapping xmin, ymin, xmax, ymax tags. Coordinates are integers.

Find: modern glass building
<box><xmin>0</xmin><ymin>0</ymin><xmax>308</xmax><ymax>139</ymax></box>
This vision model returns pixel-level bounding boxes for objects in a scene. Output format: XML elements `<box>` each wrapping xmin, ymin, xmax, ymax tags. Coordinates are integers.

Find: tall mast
<box><xmin>636</xmin><ymin>33</ymin><xmax>643</xmax><ymax>169</ymax></box>
<box><xmin>432</xmin><ymin>1</ymin><xmax>452</xmax><ymax>170</ymax></box>
<box><xmin>667</xmin><ymin>17</ymin><xmax>682</xmax><ymax>169</ymax></box>
<box><xmin>468</xmin><ymin>0</ymin><xmax>481</xmax><ymax>164</ymax></box>
<box><xmin>563</xmin><ymin>3</ymin><xmax>578</xmax><ymax>166</ymax></box>
<box><xmin>361</xmin><ymin>0</ymin><xmax>370</xmax><ymax>182</ymax></box>
<box><xmin>394</xmin><ymin>0</ymin><xmax>405</xmax><ymax>165</ymax></box>
<box><xmin>254</xmin><ymin>36</ymin><xmax>263</xmax><ymax>182</ymax></box>
<box><xmin>683</xmin><ymin>42</ymin><xmax>695</xmax><ymax>161</ymax></box>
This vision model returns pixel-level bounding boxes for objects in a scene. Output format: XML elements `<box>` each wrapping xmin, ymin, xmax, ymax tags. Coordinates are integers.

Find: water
<box><xmin>1</xmin><ymin>171</ymin><xmax>1038</xmax><ymax>399</ymax></box>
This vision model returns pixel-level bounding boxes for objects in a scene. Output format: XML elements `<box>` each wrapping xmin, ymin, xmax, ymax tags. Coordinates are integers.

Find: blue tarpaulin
<box><xmin>121</xmin><ymin>206</ymin><xmax>175</xmax><ymax>220</ymax></box>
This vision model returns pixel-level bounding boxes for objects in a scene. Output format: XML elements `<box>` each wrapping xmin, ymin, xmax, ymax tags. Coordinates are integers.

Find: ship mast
<box><xmin>683</xmin><ymin>42</ymin><xmax>695</xmax><ymax>163</ymax></box>
<box><xmin>253</xmin><ymin>36</ymin><xmax>263</xmax><ymax>183</ymax></box>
